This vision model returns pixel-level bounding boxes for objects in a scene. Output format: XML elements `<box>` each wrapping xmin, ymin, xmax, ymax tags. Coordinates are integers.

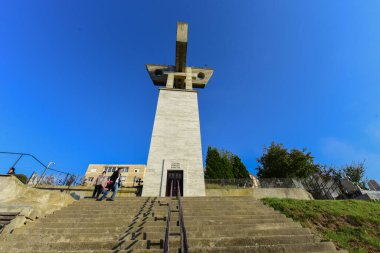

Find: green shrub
<box><xmin>14</xmin><ymin>174</ymin><xmax>28</xmax><ymax>184</ymax></box>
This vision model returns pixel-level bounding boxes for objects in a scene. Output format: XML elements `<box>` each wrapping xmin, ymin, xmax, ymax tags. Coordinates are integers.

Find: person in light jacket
<box><xmin>97</xmin><ymin>168</ymin><xmax>122</xmax><ymax>201</ymax></box>
<box><xmin>92</xmin><ymin>171</ymin><xmax>107</xmax><ymax>198</ymax></box>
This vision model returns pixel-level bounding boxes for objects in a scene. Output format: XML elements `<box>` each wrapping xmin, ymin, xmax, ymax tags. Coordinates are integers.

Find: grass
<box><xmin>262</xmin><ymin>198</ymin><xmax>380</xmax><ymax>253</ymax></box>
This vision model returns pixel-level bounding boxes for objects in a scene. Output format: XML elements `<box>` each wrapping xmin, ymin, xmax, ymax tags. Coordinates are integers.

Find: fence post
<box><xmin>11</xmin><ymin>154</ymin><xmax>24</xmax><ymax>168</ymax></box>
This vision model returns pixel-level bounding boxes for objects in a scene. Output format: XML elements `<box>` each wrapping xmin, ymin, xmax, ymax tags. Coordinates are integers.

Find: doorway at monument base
<box><xmin>142</xmin><ymin>89</ymin><xmax>206</xmax><ymax>197</ymax></box>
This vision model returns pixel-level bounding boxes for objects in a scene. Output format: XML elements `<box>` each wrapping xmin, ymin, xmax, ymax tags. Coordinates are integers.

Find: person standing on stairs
<box><xmin>97</xmin><ymin>168</ymin><xmax>122</xmax><ymax>201</ymax></box>
<box><xmin>92</xmin><ymin>171</ymin><xmax>107</xmax><ymax>198</ymax></box>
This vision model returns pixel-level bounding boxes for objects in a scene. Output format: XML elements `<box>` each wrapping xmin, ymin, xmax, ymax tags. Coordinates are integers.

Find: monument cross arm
<box><xmin>175</xmin><ymin>22</ymin><xmax>188</xmax><ymax>74</ymax></box>
<box><xmin>146</xmin><ymin>22</ymin><xmax>213</xmax><ymax>90</ymax></box>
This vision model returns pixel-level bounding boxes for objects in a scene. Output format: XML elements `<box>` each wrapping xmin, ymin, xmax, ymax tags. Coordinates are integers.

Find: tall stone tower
<box><xmin>142</xmin><ymin>22</ymin><xmax>213</xmax><ymax>197</ymax></box>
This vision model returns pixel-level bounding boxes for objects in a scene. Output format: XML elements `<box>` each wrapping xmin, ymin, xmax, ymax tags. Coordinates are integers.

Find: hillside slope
<box><xmin>262</xmin><ymin>198</ymin><xmax>380</xmax><ymax>253</ymax></box>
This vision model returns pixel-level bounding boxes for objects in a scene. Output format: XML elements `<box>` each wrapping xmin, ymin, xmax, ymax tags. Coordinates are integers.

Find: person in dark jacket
<box><xmin>97</xmin><ymin>168</ymin><xmax>122</xmax><ymax>201</ymax></box>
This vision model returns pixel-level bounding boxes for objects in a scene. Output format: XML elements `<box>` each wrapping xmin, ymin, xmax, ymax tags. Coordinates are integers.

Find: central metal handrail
<box><xmin>177</xmin><ymin>181</ymin><xmax>188</xmax><ymax>253</ymax></box>
<box><xmin>163</xmin><ymin>180</ymin><xmax>173</xmax><ymax>253</ymax></box>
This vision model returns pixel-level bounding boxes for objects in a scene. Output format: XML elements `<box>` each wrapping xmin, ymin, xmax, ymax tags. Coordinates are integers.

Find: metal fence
<box><xmin>205</xmin><ymin>178</ymin><xmax>254</xmax><ymax>189</ymax></box>
<box><xmin>205</xmin><ymin>176</ymin><xmax>366</xmax><ymax>200</ymax></box>
<box><xmin>0</xmin><ymin>152</ymin><xmax>82</xmax><ymax>188</ymax></box>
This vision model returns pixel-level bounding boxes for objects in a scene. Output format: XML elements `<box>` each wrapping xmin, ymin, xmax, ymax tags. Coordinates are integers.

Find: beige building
<box><xmin>84</xmin><ymin>164</ymin><xmax>146</xmax><ymax>187</ymax></box>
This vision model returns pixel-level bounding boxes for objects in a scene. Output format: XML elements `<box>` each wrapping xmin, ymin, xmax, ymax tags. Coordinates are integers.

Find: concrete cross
<box><xmin>146</xmin><ymin>22</ymin><xmax>213</xmax><ymax>90</ymax></box>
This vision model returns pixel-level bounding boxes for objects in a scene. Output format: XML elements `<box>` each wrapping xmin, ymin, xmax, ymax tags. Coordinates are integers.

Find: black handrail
<box><xmin>0</xmin><ymin>151</ymin><xmax>67</xmax><ymax>174</ymax></box>
<box><xmin>177</xmin><ymin>180</ymin><xmax>188</xmax><ymax>253</ymax></box>
<box><xmin>0</xmin><ymin>151</ymin><xmax>79</xmax><ymax>187</ymax></box>
<box><xmin>163</xmin><ymin>180</ymin><xmax>173</xmax><ymax>253</ymax></box>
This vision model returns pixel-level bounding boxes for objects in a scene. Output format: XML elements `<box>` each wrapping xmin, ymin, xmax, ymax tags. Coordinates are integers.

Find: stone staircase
<box><xmin>0</xmin><ymin>196</ymin><xmax>347</xmax><ymax>253</ymax></box>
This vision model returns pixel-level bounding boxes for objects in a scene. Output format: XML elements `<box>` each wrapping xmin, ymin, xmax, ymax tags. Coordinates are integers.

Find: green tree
<box><xmin>256</xmin><ymin>142</ymin><xmax>320</xmax><ymax>179</ymax></box>
<box><xmin>342</xmin><ymin>161</ymin><xmax>366</xmax><ymax>188</ymax></box>
<box><xmin>256</xmin><ymin>143</ymin><xmax>289</xmax><ymax>178</ymax></box>
<box><xmin>205</xmin><ymin>146</ymin><xmax>224</xmax><ymax>179</ymax></box>
<box><xmin>205</xmin><ymin>146</ymin><xmax>249</xmax><ymax>179</ymax></box>
<box><xmin>231</xmin><ymin>155</ymin><xmax>250</xmax><ymax>179</ymax></box>
<box><xmin>288</xmin><ymin>148</ymin><xmax>320</xmax><ymax>178</ymax></box>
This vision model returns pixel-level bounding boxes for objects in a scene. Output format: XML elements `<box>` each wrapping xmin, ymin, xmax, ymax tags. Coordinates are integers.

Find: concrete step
<box><xmin>12</xmin><ymin>227</ymin><xmax>157</xmax><ymax>235</ymax></box>
<box><xmin>52</xmin><ymin>210</ymin><xmax>277</xmax><ymax>216</ymax></box>
<box><xmin>144</xmin><ymin>227</ymin><xmax>312</xmax><ymax>239</ymax></box>
<box><xmin>32</xmin><ymin>217</ymin><xmax>297</xmax><ymax>229</ymax></box>
<box><xmin>185</xmin><ymin>242</ymin><xmax>345</xmax><ymax>253</ymax></box>
<box><xmin>0</xmin><ymin>250</ymin><xmax>348</xmax><ymax>253</ymax></box>
<box><xmin>10</xmin><ymin>227</ymin><xmax>312</xmax><ymax>242</ymax></box>
<box><xmin>41</xmin><ymin>214</ymin><xmax>287</xmax><ymax>223</ymax></box>
<box><xmin>12</xmin><ymin>222</ymin><xmax>302</xmax><ymax>238</ymax></box>
<box><xmin>0</xmin><ymin>196</ymin><xmax>345</xmax><ymax>253</ymax></box>
<box><xmin>13</xmin><ymin>221</ymin><xmax>302</xmax><ymax>236</ymax></box>
<box><xmin>0</xmin><ymin>234</ymin><xmax>321</xmax><ymax>250</ymax></box>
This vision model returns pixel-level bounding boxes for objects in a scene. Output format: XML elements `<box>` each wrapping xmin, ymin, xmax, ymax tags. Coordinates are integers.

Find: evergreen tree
<box><xmin>231</xmin><ymin>155</ymin><xmax>250</xmax><ymax>179</ymax></box>
<box><xmin>205</xmin><ymin>146</ymin><xmax>250</xmax><ymax>179</ymax></box>
<box><xmin>220</xmin><ymin>151</ymin><xmax>234</xmax><ymax>179</ymax></box>
<box><xmin>205</xmin><ymin>146</ymin><xmax>224</xmax><ymax>179</ymax></box>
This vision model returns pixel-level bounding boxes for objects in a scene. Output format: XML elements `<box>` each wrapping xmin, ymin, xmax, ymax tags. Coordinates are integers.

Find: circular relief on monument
<box><xmin>197</xmin><ymin>72</ymin><xmax>205</xmax><ymax>80</ymax></box>
<box><xmin>154</xmin><ymin>69</ymin><xmax>164</xmax><ymax>77</ymax></box>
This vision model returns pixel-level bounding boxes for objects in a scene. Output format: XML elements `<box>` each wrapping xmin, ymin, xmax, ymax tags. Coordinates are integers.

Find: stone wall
<box><xmin>0</xmin><ymin>175</ymin><xmax>75</xmax><ymax>235</ymax></box>
<box><xmin>206</xmin><ymin>187</ymin><xmax>314</xmax><ymax>200</ymax></box>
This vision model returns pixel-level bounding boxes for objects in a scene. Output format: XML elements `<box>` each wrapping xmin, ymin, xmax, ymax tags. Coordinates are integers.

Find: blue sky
<box><xmin>0</xmin><ymin>1</ymin><xmax>379</xmax><ymax>181</ymax></box>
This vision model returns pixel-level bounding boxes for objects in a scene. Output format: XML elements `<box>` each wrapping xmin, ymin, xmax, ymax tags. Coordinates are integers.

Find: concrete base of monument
<box><xmin>206</xmin><ymin>188</ymin><xmax>314</xmax><ymax>200</ymax></box>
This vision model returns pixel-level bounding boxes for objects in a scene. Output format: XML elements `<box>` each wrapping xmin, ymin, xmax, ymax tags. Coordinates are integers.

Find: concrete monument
<box><xmin>142</xmin><ymin>22</ymin><xmax>213</xmax><ymax>197</ymax></box>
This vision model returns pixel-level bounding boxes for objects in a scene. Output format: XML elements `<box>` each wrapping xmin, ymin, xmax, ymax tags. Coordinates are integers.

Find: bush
<box><xmin>14</xmin><ymin>174</ymin><xmax>28</xmax><ymax>184</ymax></box>
<box><xmin>256</xmin><ymin>142</ymin><xmax>320</xmax><ymax>179</ymax></box>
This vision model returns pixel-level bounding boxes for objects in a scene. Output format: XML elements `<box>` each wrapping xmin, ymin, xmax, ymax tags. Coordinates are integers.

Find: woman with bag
<box><xmin>96</xmin><ymin>168</ymin><xmax>122</xmax><ymax>201</ymax></box>
<box><xmin>92</xmin><ymin>171</ymin><xmax>107</xmax><ymax>198</ymax></box>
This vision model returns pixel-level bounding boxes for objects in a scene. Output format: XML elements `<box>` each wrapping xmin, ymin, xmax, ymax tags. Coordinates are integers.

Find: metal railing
<box><xmin>205</xmin><ymin>176</ymin><xmax>361</xmax><ymax>200</ymax></box>
<box><xmin>0</xmin><ymin>152</ymin><xmax>82</xmax><ymax>188</ymax></box>
<box><xmin>205</xmin><ymin>178</ymin><xmax>254</xmax><ymax>188</ymax></box>
<box><xmin>163</xmin><ymin>180</ymin><xmax>173</xmax><ymax>253</ymax></box>
<box><xmin>163</xmin><ymin>181</ymin><xmax>188</xmax><ymax>253</ymax></box>
<box><xmin>177</xmin><ymin>180</ymin><xmax>188</xmax><ymax>253</ymax></box>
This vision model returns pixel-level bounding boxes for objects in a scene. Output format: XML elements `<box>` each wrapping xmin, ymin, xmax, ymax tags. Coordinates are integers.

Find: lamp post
<box><xmin>36</xmin><ymin>161</ymin><xmax>55</xmax><ymax>185</ymax></box>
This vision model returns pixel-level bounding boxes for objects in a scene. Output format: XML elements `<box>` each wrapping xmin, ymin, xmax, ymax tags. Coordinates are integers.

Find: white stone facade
<box><xmin>142</xmin><ymin>88</ymin><xmax>206</xmax><ymax>196</ymax></box>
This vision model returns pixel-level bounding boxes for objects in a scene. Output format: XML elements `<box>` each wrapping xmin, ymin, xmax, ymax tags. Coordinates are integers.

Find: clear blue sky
<box><xmin>1</xmin><ymin>1</ymin><xmax>379</xmax><ymax>181</ymax></box>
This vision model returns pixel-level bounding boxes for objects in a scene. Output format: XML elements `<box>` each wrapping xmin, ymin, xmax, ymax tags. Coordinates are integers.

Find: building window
<box><xmin>134</xmin><ymin>169</ymin><xmax>139</xmax><ymax>173</ymax></box>
<box><xmin>90</xmin><ymin>168</ymin><xmax>97</xmax><ymax>173</ymax></box>
<box><xmin>88</xmin><ymin>177</ymin><xmax>94</xmax><ymax>182</ymax></box>
<box><xmin>112</xmin><ymin>167</ymin><xmax>116</xmax><ymax>172</ymax></box>
<box><xmin>121</xmin><ymin>176</ymin><xmax>126</xmax><ymax>182</ymax></box>
<box><xmin>123</xmin><ymin>167</ymin><xmax>129</xmax><ymax>172</ymax></box>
